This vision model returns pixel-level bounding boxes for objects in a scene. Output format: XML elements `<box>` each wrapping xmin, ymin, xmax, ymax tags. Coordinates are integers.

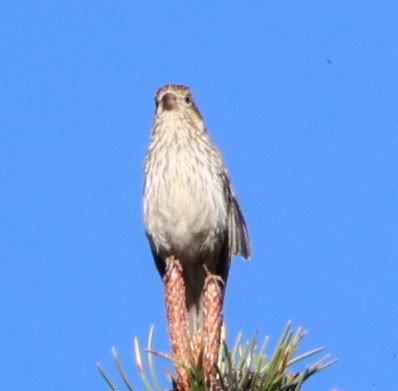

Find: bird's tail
<box><xmin>183</xmin><ymin>264</ymin><xmax>206</xmax><ymax>334</ymax></box>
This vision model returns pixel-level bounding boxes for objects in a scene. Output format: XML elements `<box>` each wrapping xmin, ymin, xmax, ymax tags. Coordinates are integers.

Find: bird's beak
<box><xmin>161</xmin><ymin>92</ymin><xmax>177</xmax><ymax>111</ymax></box>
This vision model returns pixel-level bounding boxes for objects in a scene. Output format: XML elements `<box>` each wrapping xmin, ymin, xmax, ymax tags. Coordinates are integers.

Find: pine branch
<box><xmin>97</xmin><ymin>323</ymin><xmax>336</xmax><ymax>391</ymax></box>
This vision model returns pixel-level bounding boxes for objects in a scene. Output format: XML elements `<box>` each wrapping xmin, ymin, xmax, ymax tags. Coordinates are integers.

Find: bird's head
<box><xmin>154</xmin><ymin>84</ymin><xmax>204</xmax><ymax>126</ymax></box>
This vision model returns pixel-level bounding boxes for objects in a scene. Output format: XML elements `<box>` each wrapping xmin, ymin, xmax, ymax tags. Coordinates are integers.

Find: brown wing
<box><xmin>220</xmin><ymin>172</ymin><xmax>251</xmax><ymax>260</ymax></box>
<box><xmin>228</xmin><ymin>196</ymin><xmax>251</xmax><ymax>259</ymax></box>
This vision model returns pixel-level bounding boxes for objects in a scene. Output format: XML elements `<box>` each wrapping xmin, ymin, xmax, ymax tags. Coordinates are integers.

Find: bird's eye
<box><xmin>154</xmin><ymin>97</ymin><xmax>159</xmax><ymax>108</ymax></box>
<box><xmin>185</xmin><ymin>96</ymin><xmax>191</xmax><ymax>104</ymax></box>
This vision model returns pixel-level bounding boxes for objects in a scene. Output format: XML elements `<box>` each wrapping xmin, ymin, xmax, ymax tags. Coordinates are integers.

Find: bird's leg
<box><xmin>163</xmin><ymin>256</ymin><xmax>190</xmax><ymax>391</ymax></box>
<box><xmin>202</xmin><ymin>267</ymin><xmax>224</xmax><ymax>388</ymax></box>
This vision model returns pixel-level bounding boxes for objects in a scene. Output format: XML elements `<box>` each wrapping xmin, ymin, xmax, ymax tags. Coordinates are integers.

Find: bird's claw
<box><xmin>163</xmin><ymin>256</ymin><xmax>183</xmax><ymax>283</ymax></box>
<box><xmin>203</xmin><ymin>265</ymin><xmax>225</xmax><ymax>285</ymax></box>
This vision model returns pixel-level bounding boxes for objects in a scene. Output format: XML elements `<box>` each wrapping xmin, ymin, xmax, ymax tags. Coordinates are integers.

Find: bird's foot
<box><xmin>203</xmin><ymin>265</ymin><xmax>225</xmax><ymax>284</ymax></box>
<box><xmin>163</xmin><ymin>256</ymin><xmax>190</xmax><ymax>391</ymax></box>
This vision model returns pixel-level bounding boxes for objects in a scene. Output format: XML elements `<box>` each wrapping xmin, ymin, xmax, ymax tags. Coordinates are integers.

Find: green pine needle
<box><xmin>97</xmin><ymin>323</ymin><xmax>336</xmax><ymax>391</ymax></box>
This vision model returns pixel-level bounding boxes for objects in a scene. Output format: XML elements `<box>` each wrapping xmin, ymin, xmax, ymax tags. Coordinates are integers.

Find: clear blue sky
<box><xmin>1</xmin><ymin>2</ymin><xmax>397</xmax><ymax>390</ymax></box>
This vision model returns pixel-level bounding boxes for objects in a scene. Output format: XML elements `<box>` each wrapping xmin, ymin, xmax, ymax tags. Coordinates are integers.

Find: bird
<box><xmin>143</xmin><ymin>84</ymin><xmax>251</xmax><ymax>334</ymax></box>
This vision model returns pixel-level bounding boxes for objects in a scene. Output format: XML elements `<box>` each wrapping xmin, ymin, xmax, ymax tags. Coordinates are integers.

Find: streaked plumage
<box><xmin>143</xmin><ymin>84</ymin><xmax>250</xmax><ymax>330</ymax></box>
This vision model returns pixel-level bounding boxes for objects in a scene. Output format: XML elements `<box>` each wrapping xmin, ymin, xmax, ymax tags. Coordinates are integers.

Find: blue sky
<box><xmin>1</xmin><ymin>2</ymin><xmax>398</xmax><ymax>390</ymax></box>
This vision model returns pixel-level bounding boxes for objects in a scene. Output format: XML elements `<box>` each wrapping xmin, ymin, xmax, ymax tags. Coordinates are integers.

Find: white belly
<box><xmin>144</xmin><ymin>148</ymin><xmax>227</xmax><ymax>263</ymax></box>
